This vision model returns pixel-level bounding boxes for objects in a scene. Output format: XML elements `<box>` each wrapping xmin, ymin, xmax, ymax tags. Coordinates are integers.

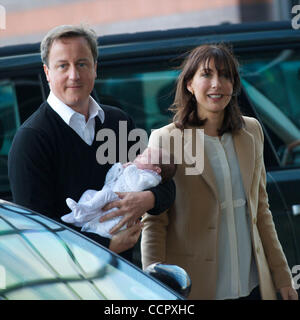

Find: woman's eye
<box><xmin>219</xmin><ymin>71</ymin><xmax>231</xmax><ymax>79</ymax></box>
<box><xmin>223</xmin><ymin>74</ymin><xmax>232</xmax><ymax>81</ymax></box>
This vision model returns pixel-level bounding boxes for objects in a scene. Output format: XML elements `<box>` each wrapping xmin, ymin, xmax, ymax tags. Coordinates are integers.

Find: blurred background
<box><xmin>0</xmin><ymin>0</ymin><xmax>299</xmax><ymax>47</ymax></box>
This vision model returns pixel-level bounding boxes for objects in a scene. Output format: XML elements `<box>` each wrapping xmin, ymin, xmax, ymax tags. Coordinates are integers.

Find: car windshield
<box><xmin>0</xmin><ymin>201</ymin><xmax>181</xmax><ymax>300</ymax></box>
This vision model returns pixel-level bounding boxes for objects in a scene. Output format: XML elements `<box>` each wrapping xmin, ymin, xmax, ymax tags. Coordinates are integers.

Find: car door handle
<box><xmin>292</xmin><ymin>205</ymin><xmax>300</xmax><ymax>216</ymax></box>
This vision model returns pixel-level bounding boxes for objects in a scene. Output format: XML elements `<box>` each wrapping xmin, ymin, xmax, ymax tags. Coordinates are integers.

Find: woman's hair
<box><xmin>171</xmin><ymin>43</ymin><xmax>244</xmax><ymax>135</ymax></box>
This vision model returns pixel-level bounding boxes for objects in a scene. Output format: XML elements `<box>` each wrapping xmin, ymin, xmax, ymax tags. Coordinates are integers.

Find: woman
<box><xmin>141</xmin><ymin>44</ymin><xmax>298</xmax><ymax>300</ymax></box>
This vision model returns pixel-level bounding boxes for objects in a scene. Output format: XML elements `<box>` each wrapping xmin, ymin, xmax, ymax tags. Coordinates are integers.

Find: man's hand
<box><xmin>100</xmin><ymin>191</ymin><xmax>155</xmax><ymax>235</ymax></box>
<box><xmin>109</xmin><ymin>222</ymin><xmax>143</xmax><ymax>254</ymax></box>
<box><xmin>279</xmin><ymin>286</ymin><xmax>298</xmax><ymax>300</ymax></box>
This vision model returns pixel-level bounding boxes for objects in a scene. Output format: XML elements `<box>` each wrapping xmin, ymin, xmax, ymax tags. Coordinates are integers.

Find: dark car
<box><xmin>0</xmin><ymin>20</ymin><xmax>299</xmax><ymax>290</ymax></box>
<box><xmin>0</xmin><ymin>200</ymin><xmax>190</xmax><ymax>300</ymax></box>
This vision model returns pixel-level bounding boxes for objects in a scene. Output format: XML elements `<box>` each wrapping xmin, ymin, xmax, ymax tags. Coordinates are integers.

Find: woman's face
<box><xmin>187</xmin><ymin>58</ymin><xmax>233</xmax><ymax>119</ymax></box>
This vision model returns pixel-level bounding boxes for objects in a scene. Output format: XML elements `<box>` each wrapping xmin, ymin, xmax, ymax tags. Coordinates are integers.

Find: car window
<box><xmin>13</xmin><ymin>77</ymin><xmax>44</xmax><ymax>123</ymax></box>
<box><xmin>97</xmin><ymin>50</ymin><xmax>300</xmax><ymax>170</ymax></box>
<box><xmin>0</xmin><ymin>203</ymin><xmax>181</xmax><ymax>300</ymax></box>
<box><xmin>0</xmin><ymin>76</ymin><xmax>43</xmax><ymax>199</ymax></box>
<box><xmin>241</xmin><ymin>49</ymin><xmax>300</xmax><ymax>169</ymax></box>
<box><xmin>95</xmin><ymin>67</ymin><xmax>179</xmax><ymax>134</ymax></box>
<box><xmin>0</xmin><ymin>82</ymin><xmax>20</xmax><ymax>194</ymax></box>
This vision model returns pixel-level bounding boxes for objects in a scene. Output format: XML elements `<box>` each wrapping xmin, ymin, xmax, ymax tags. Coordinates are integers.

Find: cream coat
<box><xmin>141</xmin><ymin>117</ymin><xmax>292</xmax><ymax>300</ymax></box>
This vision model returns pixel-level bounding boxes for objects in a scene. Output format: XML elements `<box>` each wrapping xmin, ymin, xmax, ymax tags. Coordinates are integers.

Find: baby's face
<box><xmin>133</xmin><ymin>148</ymin><xmax>160</xmax><ymax>171</ymax></box>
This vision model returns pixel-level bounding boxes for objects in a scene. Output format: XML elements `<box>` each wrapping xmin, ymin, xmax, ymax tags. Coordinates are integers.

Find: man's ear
<box><xmin>155</xmin><ymin>166</ymin><xmax>162</xmax><ymax>174</ymax></box>
<box><xmin>43</xmin><ymin>64</ymin><xmax>50</xmax><ymax>82</ymax></box>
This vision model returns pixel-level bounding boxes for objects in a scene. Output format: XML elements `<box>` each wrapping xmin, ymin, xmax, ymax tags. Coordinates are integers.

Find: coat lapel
<box><xmin>233</xmin><ymin>127</ymin><xmax>255</xmax><ymax>198</ymax></box>
<box><xmin>201</xmin><ymin>152</ymin><xmax>219</xmax><ymax>200</ymax></box>
<box><xmin>182</xmin><ymin>125</ymin><xmax>255</xmax><ymax>201</ymax></box>
<box><xmin>183</xmin><ymin>127</ymin><xmax>218</xmax><ymax>200</ymax></box>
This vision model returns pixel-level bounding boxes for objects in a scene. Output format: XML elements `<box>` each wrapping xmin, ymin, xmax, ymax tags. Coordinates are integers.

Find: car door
<box><xmin>240</xmin><ymin>46</ymin><xmax>300</xmax><ymax>273</ymax></box>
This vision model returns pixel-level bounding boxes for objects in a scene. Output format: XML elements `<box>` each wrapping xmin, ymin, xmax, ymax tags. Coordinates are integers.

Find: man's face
<box><xmin>43</xmin><ymin>36</ymin><xmax>97</xmax><ymax>114</ymax></box>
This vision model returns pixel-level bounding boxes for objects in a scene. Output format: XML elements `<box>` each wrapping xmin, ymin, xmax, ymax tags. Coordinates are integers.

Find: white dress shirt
<box><xmin>204</xmin><ymin>133</ymin><xmax>259</xmax><ymax>300</ymax></box>
<box><xmin>47</xmin><ymin>91</ymin><xmax>105</xmax><ymax>146</ymax></box>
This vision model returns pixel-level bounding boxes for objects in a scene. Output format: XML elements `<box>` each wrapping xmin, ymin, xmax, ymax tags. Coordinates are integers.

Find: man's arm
<box><xmin>8</xmin><ymin>126</ymin><xmax>139</xmax><ymax>258</ymax></box>
<box><xmin>147</xmin><ymin>179</ymin><xmax>176</xmax><ymax>214</ymax></box>
<box><xmin>8</xmin><ymin>127</ymin><xmax>57</xmax><ymax>216</ymax></box>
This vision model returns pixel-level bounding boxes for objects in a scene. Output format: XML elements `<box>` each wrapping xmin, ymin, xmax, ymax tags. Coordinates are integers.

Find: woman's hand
<box><xmin>279</xmin><ymin>286</ymin><xmax>298</xmax><ymax>300</ymax></box>
<box><xmin>100</xmin><ymin>191</ymin><xmax>155</xmax><ymax>235</ymax></box>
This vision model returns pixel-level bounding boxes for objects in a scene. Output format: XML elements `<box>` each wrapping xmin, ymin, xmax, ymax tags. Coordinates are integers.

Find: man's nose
<box><xmin>69</xmin><ymin>65</ymin><xmax>80</xmax><ymax>80</ymax></box>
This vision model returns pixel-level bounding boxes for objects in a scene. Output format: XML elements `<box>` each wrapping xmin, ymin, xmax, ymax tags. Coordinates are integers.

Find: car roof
<box><xmin>0</xmin><ymin>20</ymin><xmax>297</xmax><ymax>58</ymax></box>
<box><xmin>1</xmin><ymin>20</ymin><xmax>299</xmax><ymax>73</ymax></box>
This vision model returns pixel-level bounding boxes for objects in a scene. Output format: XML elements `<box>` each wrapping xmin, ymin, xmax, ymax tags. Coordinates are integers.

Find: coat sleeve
<box><xmin>141</xmin><ymin>127</ymin><xmax>172</xmax><ymax>268</ymax></box>
<box><xmin>254</xmin><ymin>119</ymin><xmax>292</xmax><ymax>289</ymax></box>
<box><xmin>146</xmin><ymin>179</ymin><xmax>175</xmax><ymax>215</ymax></box>
<box><xmin>141</xmin><ymin>210</ymin><xmax>169</xmax><ymax>269</ymax></box>
<box><xmin>146</xmin><ymin>127</ymin><xmax>176</xmax><ymax>215</ymax></box>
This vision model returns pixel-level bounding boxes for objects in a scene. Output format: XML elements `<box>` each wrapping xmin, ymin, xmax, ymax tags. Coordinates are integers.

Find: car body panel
<box><xmin>0</xmin><ymin>201</ymin><xmax>183</xmax><ymax>300</ymax></box>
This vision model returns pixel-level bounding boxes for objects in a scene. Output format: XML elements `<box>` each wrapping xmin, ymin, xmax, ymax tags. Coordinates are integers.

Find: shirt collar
<box><xmin>47</xmin><ymin>91</ymin><xmax>105</xmax><ymax>125</ymax></box>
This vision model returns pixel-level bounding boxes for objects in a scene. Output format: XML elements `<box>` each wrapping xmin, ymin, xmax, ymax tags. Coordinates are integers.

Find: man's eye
<box><xmin>59</xmin><ymin>64</ymin><xmax>66</xmax><ymax>69</ymax></box>
<box><xmin>78</xmin><ymin>63</ymin><xmax>86</xmax><ymax>67</ymax></box>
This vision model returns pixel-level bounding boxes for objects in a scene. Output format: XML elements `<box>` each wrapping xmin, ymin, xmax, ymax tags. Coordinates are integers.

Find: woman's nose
<box><xmin>211</xmin><ymin>75</ymin><xmax>221</xmax><ymax>88</ymax></box>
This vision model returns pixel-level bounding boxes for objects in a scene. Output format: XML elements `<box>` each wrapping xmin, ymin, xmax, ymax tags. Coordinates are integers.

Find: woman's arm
<box><xmin>141</xmin><ymin>210</ymin><xmax>169</xmax><ymax>269</ymax></box>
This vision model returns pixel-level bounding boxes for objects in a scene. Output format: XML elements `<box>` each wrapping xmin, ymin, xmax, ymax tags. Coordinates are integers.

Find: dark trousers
<box><xmin>237</xmin><ymin>286</ymin><xmax>261</xmax><ymax>300</ymax></box>
<box><xmin>225</xmin><ymin>286</ymin><xmax>261</xmax><ymax>300</ymax></box>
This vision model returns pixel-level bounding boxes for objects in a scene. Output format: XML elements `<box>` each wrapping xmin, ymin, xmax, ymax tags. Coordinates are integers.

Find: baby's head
<box><xmin>133</xmin><ymin>147</ymin><xmax>177</xmax><ymax>183</ymax></box>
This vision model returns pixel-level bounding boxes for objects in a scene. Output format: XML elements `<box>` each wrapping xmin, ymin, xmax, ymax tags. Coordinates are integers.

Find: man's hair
<box><xmin>40</xmin><ymin>24</ymin><xmax>98</xmax><ymax>66</ymax></box>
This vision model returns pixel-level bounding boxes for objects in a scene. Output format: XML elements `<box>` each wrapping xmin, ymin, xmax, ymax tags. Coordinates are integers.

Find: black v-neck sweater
<box><xmin>8</xmin><ymin>102</ymin><xmax>175</xmax><ymax>261</ymax></box>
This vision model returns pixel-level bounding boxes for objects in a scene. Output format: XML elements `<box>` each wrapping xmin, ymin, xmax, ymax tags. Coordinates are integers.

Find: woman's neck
<box><xmin>202</xmin><ymin>112</ymin><xmax>224</xmax><ymax>137</ymax></box>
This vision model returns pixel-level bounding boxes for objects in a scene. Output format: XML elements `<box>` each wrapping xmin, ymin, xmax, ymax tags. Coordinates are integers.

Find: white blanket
<box><xmin>61</xmin><ymin>163</ymin><xmax>161</xmax><ymax>238</ymax></box>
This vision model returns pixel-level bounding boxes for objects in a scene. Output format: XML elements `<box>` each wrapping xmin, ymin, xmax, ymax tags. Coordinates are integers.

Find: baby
<box><xmin>61</xmin><ymin>147</ymin><xmax>176</xmax><ymax>238</ymax></box>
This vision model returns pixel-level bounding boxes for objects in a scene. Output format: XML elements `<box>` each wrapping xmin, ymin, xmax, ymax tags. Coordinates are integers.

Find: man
<box><xmin>8</xmin><ymin>25</ymin><xmax>175</xmax><ymax>261</ymax></box>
